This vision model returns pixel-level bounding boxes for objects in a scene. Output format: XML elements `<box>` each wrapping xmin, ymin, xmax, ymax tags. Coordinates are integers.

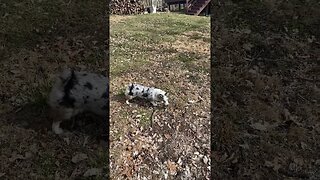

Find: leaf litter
<box><xmin>110</xmin><ymin>14</ymin><xmax>211</xmax><ymax>179</ymax></box>
<box><xmin>212</xmin><ymin>0</ymin><xmax>320</xmax><ymax>179</ymax></box>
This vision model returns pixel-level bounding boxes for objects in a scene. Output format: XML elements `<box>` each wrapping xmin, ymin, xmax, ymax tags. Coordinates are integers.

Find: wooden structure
<box><xmin>142</xmin><ymin>0</ymin><xmax>164</xmax><ymax>8</ymax></box>
<box><xmin>185</xmin><ymin>0</ymin><xmax>211</xmax><ymax>16</ymax></box>
<box><xmin>164</xmin><ymin>0</ymin><xmax>211</xmax><ymax>15</ymax></box>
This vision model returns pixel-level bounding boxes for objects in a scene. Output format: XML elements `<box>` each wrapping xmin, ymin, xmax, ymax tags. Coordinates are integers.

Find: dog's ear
<box><xmin>157</xmin><ymin>94</ymin><xmax>164</xmax><ymax>99</ymax></box>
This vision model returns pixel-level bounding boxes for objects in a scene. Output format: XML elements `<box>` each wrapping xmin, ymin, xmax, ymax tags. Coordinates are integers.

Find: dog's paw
<box><xmin>52</xmin><ymin>121</ymin><xmax>64</xmax><ymax>135</ymax></box>
<box><xmin>151</xmin><ymin>101</ymin><xmax>158</xmax><ymax>106</ymax></box>
<box><xmin>62</xmin><ymin>130</ymin><xmax>73</xmax><ymax>136</ymax></box>
<box><xmin>126</xmin><ymin>100</ymin><xmax>131</xmax><ymax>105</ymax></box>
<box><xmin>53</xmin><ymin>127</ymin><xmax>64</xmax><ymax>135</ymax></box>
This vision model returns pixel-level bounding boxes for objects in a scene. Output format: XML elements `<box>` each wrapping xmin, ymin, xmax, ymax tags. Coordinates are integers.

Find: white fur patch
<box><xmin>47</xmin><ymin>68</ymin><xmax>108</xmax><ymax>134</ymax></box>
<box><xmin>124</xmin><ymin>83</ymin><xmax>169</xmax><ymax>106</ymax></box>
<box><xmin>52</xmin><ymin>121</ymin><xmax>64</xmax><ymax>134</ymax></box>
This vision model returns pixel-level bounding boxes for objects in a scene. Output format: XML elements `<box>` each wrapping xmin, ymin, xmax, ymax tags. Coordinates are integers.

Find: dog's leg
<box><xmin>126</xmin><ymin>99</ymin><xmax>130</xmax><ymax>105</ymax></box>
<box><xmin>49</xmin><ymin>108</ymin><xmax>64</xmax><ymax>134</ymax></box>
<box><xmin>151</xmin><ymin>101</ymin><xmax>158</xmax><ymax>106</ymax></box>
<box><xmin>164</xmin><ymin>99</ymin><xmax>169</xmax><ymax>106</ymax></box>
<box><xmin>50</xmin><ymin>108</ymin><xmax>74</xmax><ymax>135</ymax></box>
<box><xmin>126</xmin><ymin>96</ymin><xmax>134</xmax><ymax>105</ymax></box>
<box><xmin>52</xmin><ymin>120</ymin><xmax>64</xmax><ymax>134</ymax></box>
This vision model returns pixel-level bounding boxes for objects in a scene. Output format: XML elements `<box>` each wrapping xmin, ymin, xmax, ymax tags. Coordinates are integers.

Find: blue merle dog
<box><xmin>125</xmin><ymin>83</ymin><xmax>169</xmax><ymax>107</ymax></box>
<box><xmin>48</xmin><ymin>68</ymin><xmax>108</xmax><ymax>135</ymax></box>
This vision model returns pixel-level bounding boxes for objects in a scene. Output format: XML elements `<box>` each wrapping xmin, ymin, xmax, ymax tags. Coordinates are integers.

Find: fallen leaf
<box><xmin>243</xmin><ymin>43</ymin><xmax>253</xmax><ymax>51</ymax></box>
<box><xmin>167</xmin><ymin>160</ymin><xmax>178</xmax><ymax>175</ymax></box>
<box><xmin>243</xmin><ymin>28</ymin><xmax>252</xmax><ymax>34</ymax></box>
<box><xmin>63</xmin><ymin>137</ymin><xmax>70</xmax><ymax>145</ymax></box>
<box><xmin>164</xmin><ymin>134</ymin><xmax>171</xmax><ymax>139</ymax></box>
<box><xmin>203</xmin><ymin>156</ymin><xmax>209</xmax><ymax>165</ymax></box>
<box><xmin>72</xmin><ymin>153</ymin><xmax>88</xmax><ymax>163</ymax></box>
<box><xmin>24</xmin><ymin>152</ymin><xmax>33</xmax><ymax>159</ymax></box>
<box><xmin>29</xmin><ymin>143</ymin><xmax>38</xmax><ymax>154</ymax></box>
<box><xmin>70</xmin><ymin>167</ymin><xmax>82</xmax><ymax>178</ymax></box>
<box><xmin>283</xmin><ymin>108</ymin><xmax>291</xmax><ymax>120</ymax></box>
<box><xmin>264</xmin><ymin>158</ymin><xmax>281</xmax><ymax>171</ymax></box>
<box><xmin>83</xmin><ymin>168</ymin><xmax>102</xmax><ymax>177</ymax></box>
<box><xmin>251</xmin><ymin>122</ymin><xmax>270</xmax><ymax>131</ymax></box>
<box><xmin>9</xmin><ymin>152</ymin><xmax>25</xmax><ymax>162</ymax></box>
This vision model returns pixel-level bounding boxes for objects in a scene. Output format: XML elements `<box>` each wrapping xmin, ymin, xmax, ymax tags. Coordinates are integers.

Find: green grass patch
<box><xmin>117</xmin><ymin>89</ymin><xmax>125</xmax><ymax>97</ymax></box>
<box><xmin>89</xmin><ymin>150</ymin><xmax>109</xmax><ymax>168</ymax></box>
<box><xmin>174</xmin><ymin>52</ymin><xmax>209</xmax><ymax>73</ymax></box>
<box><xmin>36</xmin><ymin>152</ymin><xmax>57</xmax><ymax>177</ymax></box>
<box><xmin>28</xmin><ymin>81</ymin><xmax>52</xmax><ymax>109</ymax></box>
<box><xmin>189</xmin><ymin>33</ymin><xmax>211</xmax><ymax>43</ymax></box>
<box><xmin>1</xmin><ymin>0</ymin><xmax>106</xmax><ymax>54</ymax></box>
<box><xmin>110</xmin><ymin>13</ymin><xmax>210</xmax><ymax>75</ymax></box>
<box><xmin>176</xmin><ymin>52</ymin><xmax>199</xmax><ymax>63</ymax></box>
<box><xmin>110</xmin><ymin>54</ymin><xmax>149</xmax><ymax>76</ymax></box>
<box><xmin>137</xmin><ymin>110</ymin><xmax>152</xmax><ymax>127</ymax></box>
<box><xmin>87</xmin><ymin>150</ymin><xmax>108</xmax><ymax>179</ymax></box>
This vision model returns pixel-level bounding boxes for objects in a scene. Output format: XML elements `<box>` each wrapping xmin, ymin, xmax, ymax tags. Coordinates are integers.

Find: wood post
<box><xmin>185</xmin><ymin>0</ymin><xmax>188</xmax><ymax>13</ymax></box>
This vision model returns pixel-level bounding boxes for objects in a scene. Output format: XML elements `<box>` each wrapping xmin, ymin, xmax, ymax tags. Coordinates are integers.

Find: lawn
<box><xmin>110</xmin><ymin>13</ymin><xmax>211</xmax><ymax>179</ymax></box>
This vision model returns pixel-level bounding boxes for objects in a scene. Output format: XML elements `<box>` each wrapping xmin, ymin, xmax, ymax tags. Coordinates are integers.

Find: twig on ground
<box><xmin>150</xmin><ymin>108</ymin><xmax>158</xmax><ymax>127</ymax></box>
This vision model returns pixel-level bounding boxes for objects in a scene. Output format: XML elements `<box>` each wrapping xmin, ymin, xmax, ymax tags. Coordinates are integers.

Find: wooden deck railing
<box><xmin>141</xmin><ymin>0</ymin><xmax>164</xmax><ymax>7</ymax></box>
<box><xmin>185</xmin><ymin>0</ymin><xmax>196</xmax><ymax>12</ymax></box>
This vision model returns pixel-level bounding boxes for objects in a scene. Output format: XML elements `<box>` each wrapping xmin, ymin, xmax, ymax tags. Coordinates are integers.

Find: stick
<box><xmin>150</xmin><ymin>108</ymin><xmax>157</xmax><ymax>127</ymax></box>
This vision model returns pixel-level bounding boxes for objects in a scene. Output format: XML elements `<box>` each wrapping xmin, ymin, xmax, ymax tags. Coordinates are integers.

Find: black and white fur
<box><xmin>47</xmin><ymin>68</ymin><xmax>108</xmax><ymax>134</ymax></box>
<box><xmin>125</xmin><ymin>83</ymin><xmax>169</xmax><ymax>106</ymax></box>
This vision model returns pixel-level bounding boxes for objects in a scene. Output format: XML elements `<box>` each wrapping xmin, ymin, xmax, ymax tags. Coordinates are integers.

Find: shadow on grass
<box><xmin>7</xmin><ymin>102</ymin><xmax>108</xmax><ymax>141</ymax></box>
<box><xmin>111</xmin><ymin>93</ymin><xmax>168</xmax><ymax>109</ymax></box>
<box><xmin>111</xmin><ymin>93</ymin><xmax>152</xmax><ymax>108</ymax></box>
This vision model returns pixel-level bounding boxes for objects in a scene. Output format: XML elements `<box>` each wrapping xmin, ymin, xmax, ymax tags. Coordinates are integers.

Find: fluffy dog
<box><xmin>125</xmin><ymin>83</ymin><xmax>169</xmax><ymax>106</ymax></box>
<box><xmin>47</xmin><ymin>68</ymin><xmax>108</xmax><ymax>134</ymax></box>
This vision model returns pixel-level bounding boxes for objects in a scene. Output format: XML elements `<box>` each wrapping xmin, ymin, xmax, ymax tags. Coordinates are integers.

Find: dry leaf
<box><xmin>243</xmin><ymin>43</ymin><xmax>253</xmax><ymax>51</ymax></box>
<box><xmin>72</xmin><ymin>153</ymin><xmax>88</xmax><ymax>163</ymax></box>
<box><xmin>24</xmin><ymin>152</ymin><xmax>33</xmax><ymax>159</ymax></box>
<box><xmin>264</xmin><ymin>158</ymin><xmax>281</xmax><ymax>171</ymax></box>
<box><xmin>251</xmin><ymin>122</ymin><xmax>270</xmax><ymax>131</ymax></box>
<box><xmin>167</xmin><ymin>160</ymin><xmax>178</xmax><ymax>175</ymax></box>
<box><xmin>83</xmin><ymin>168</ymin><xmax>102</xmax><ymax>177</ymax></box>
<box><xmin>70</xmin><ymin>167</ymin><xmax>82</xmax><ymax>178</ymax></box>
<box><xmin>164</xmin><ymin>134</ymin><xmax>171</xmax><ymax>139</ymax></box>
<box><xmin>9</xmin><ymin>152</ymin><xmax>25</xmax><ymax>162</ymax></box>
<box><xmin>63</xmin><ymin>138</ymin><xmax>70</xmax><ymax>145</ymax></box>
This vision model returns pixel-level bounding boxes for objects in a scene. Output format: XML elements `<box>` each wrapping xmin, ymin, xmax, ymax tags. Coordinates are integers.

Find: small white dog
<box><xmin>124</xmin><ymin>83</ymin><xmax>169</xmax><ymax>106</ymax></box>
<box><xmin>47</xmin><ymin>68</ymin><xmax>108</xmax><ymax>134</ymax></box>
